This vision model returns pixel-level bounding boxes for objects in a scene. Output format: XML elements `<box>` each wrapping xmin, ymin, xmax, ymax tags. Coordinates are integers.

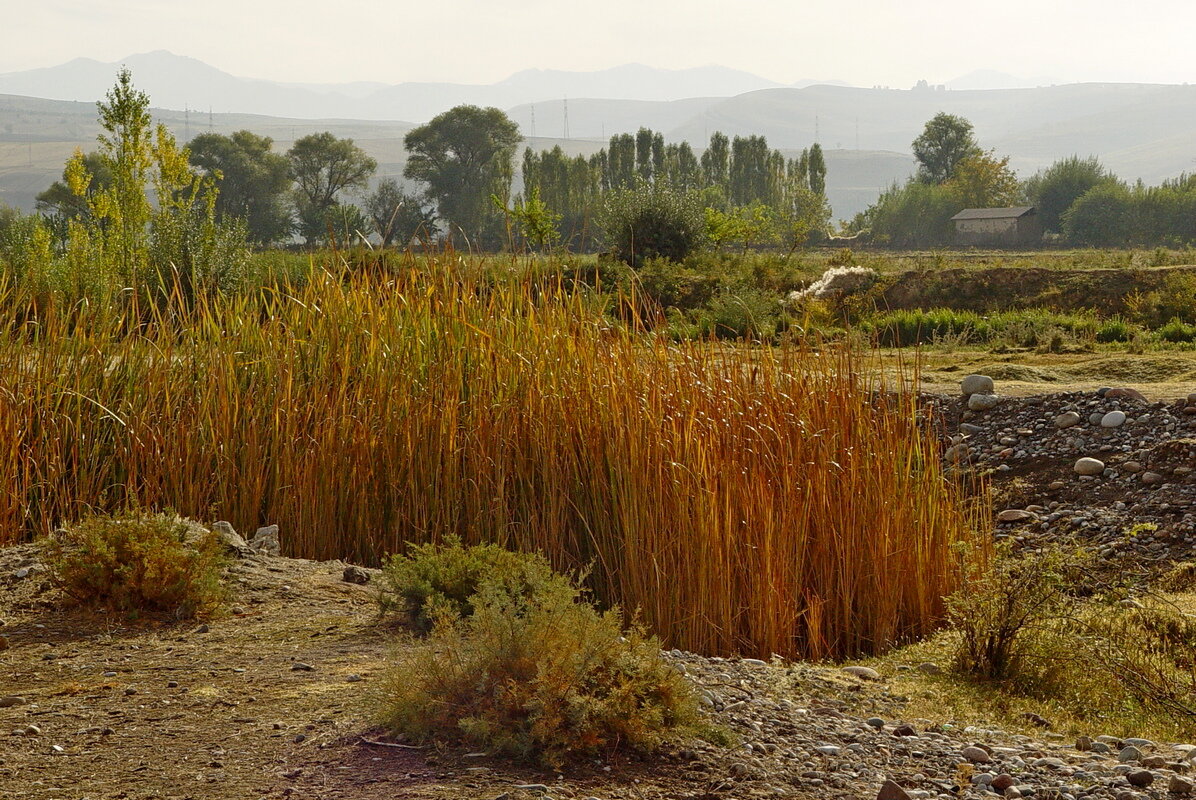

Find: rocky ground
<box><xmin>5</xmin><ymin>380</ymin><xmax>1196</xmax><ymax>800</ymax></box>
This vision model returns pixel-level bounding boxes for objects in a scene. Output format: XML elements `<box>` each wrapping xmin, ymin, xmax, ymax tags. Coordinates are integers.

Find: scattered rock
<box><xmin>968</xmin><ymin>393</ymin><xmax>1000</xmax><ymax>411</ymax></box>
<box><xmin>0</xmin><ymin>696</ymin><xmax>26</xmax><ymax>707</ymax></box>
<box><xmin>1055</xmin><ymin>411</ymin><xmax>1082</xmax><ymax>428</ymax></box>
<box><xmin>210</xmin><ymin>521</ymin><xmax>251</xmax><ymax>557</ymax></box>
<box><xmin>251</xmin><ymin>525</ymin><xmax>280</xmax><ymax>556</ymax></box>
<box><xmin>841</xmin><ymin>666</ymin><xmax>880</xmax><ymax>681</ymax></box>
<box><xmin>1106</xmin><ymin>387</ymin><xmax>1148</xmax><ymax>402</ymax></box>
<box><xmin>342</xmin><ymin>565</ymin><xmax>370</xmax><ymax>585</ymax></box>
<box><xmin>1170</xmin><ymin>775</ymin><xmax>1195</xmax><ymax>795</ymax></box>
<box><xmin>1127</xmin><ymin>768</ymin><xmax>1154</xmax><ymax>787</ymax></box>
<box><xmin>962</xmin><ymin>745</ymin><xmax>991</xmax><ymax>763</ymax></box>
<box><xmin>876</xmin><ymin>779</ymin><xmax>913</xmax><ymax>800</ymax></box>
<box><xmin>997</xmin><ymin>509</ymin><xmax>1038</xmax><ymax>523</ymax></box>
<box><xmin>961</xmin><ymin>375</ymin><xmax>995</xmax><ymax>396</ymax></box>
<box><xmin>1102</xmin><ymin>410</ymin><xmax>1128</xmax><ymax>428</ymax></box>
<box><xmin>1074</xmin><ymin>457</ymin><xmax>1106</xmax><ymax>476</ymax></box>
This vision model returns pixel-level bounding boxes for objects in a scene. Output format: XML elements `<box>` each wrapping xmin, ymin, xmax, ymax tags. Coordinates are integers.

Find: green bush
<box><xmin>600</xmin><ymin>182</ymin><xmax>706</xmax><ymax>268</ymax></box>
<box><xmin>1157</xmin><ymin>317</ymin><xmax>1196</xmax><ymax>343</ymax></box>
<box><xmin>374</xmin><ymin>576</ymin><xmax>699</xmax><ymax>766</ymax></box>
<box><xmin>41</xmin><ymin>514</ymin><xmax>227</xmax><ymax>618</ymax></box>
<box><xmin>376</xmin><ymin>536</ymin><xmax>574</xmax><ymax>631</ymax></box>
<box><xmin>699</xmin><ymin>287</ymin><xmax>785</xmax><ymax>341</ymax></box>
<box><xmin>1095</xmin><ymin>317</ymin><xmax>1134</xmax><ymax>343</ymax></box>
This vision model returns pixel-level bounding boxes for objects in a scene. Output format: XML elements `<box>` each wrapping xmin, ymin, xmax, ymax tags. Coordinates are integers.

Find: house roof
<box><xmin>951</xmin><ymin>206</ymin><xmax>1037</xmax><ymax>221</ymax></box>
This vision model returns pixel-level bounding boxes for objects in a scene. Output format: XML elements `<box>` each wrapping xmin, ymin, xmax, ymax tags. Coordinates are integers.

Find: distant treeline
<box><xmin>854</xmin><ymin>113</ymin><xmax>1196</xmax><ymax>249</ymax></box>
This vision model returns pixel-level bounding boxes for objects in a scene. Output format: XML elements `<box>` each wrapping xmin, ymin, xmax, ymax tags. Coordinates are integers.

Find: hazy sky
<box><xmin>3</xmin><ymin>0</ymin><xmax>1194</xmax><ymax>86</ymax></box>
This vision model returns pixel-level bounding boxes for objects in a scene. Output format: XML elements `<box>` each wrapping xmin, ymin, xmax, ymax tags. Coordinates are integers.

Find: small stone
<box><xmin>250</xmin><ymin>525</ymin><xmax>281</xmax><ymax>556</ymax></box>
<box><xmin>1055</xmin><ymin>411</ymin><xmax>1082</xmax><ymax>429</ymax></box>
<box><xmin>866</xmin><ymin>717</ymin><xmax>885</xmax><ymax>730</ymax></box>
<box><xmin>916</xmin><ymin>662</ymin><xmax>942</xmax><ymax>675</ymax></box>
<box><xmin>210</xmin><ymin>521</ymin><xmax>251</xmax><ymax>557</ymax></box>
<box><xmin>293</xmin><ymin>733</ymin><xmax>306</xmax><ymax>743</ymax></box>
<box><xmin>991</xmin><ymin>775</ymin><xmax>1015</xmax><ymax>791</ymax></box>
<box><xmin>167</xmin><ymin>681</ymin><xmax>179</xmax><ymax>688</ymax></box>
<box><xmin>342</xmin><ymin>565</ymin><xmax>370</xmax><ymax>585</ymax></box>
<box><xmin>102</xmin><ymin>671</ymin><xmax>117</xmax><ymax>678</ymax></box>
<box><xmin>196</xmin><ymin>624</ymin><xmax>210</xmax><ymax>634</ymax></box>
<box><xmin>0</xmin><ymin>696</ymin><xmax>26</xmax><ymax>708</ymax></box>
<box><xmin>842</xmin><ymin>666</ymin><xmax>880</xmax><ymax>680</ymax></box>
<box><xmin>1170</xmin><ymin>775</ymin><xmax>1195</xmax><ymax>795</ymax></box>
<box><xmin>514</xmin><ymin>786</ymin><xmax>550</xmax><ymax>795</ymax></box>
<box><xmin>346</xmin><ymin>674</ymin><xmax>363</xmax><ymax>683</ymax></box>
<box><xmin>1120</xmin><ymin>745</ymin><xmax>1143</xmax><ymax>762</ymax></box>
<box><xmin>968</xmin><ymin>393</ymin><xmax>999</xmax><ymax>411</ymax></box>
<box><xmin>1106</xmin><ymin>387</ymin><xmax>1148</xmax><ymax>402</ymax></box>
<box><xmin>1076</xmin><ymin>735</ymin><xmax>1092</xmax><ymax>751</ymax></box>
<box><xmin>1142</xmin><ymin>471</ymin><xmax>1165</xmax><ymax>486</ymax></box>
<box><xmin>816</xmin><ymin>745</ymin><xmax>841</xmax><ymax>756</ymax></box>
<box><xmin>959</xmin><ymin>423</ymin><xmax>984</xmax><ymax>435</ymax></box>
<box><xmin>997</xmin><ymin>509</ymin><xmax>1038</xmax><ymax>523</ymax></box>
<box><xmin>962</xmin><ymin>745</ymin><xmax>992</xmax><ymax>763</ymax></box>
<box><xmin>1126</xmin><ymin>769</ymin><xmax>1154</xmax><ymax>787</ymax></box>
<box><xmin>291</xmin><ymin>662</ymin><xmax>315</xmax><ymax>672</ymax></box>
<box><xmin>123</xmin><ymin>687</ymin><xmax>137</xmax><ymax>696</ymax></box>
<box><xmin>876</xmin><ymin>779</ymin><xmax>913</xmax><ymax>800</ymax></box>
<box><xmin>230</xmin><ymin>606</ymin><xmax>246</xmax><ymax>616</ymax></box>
<box><xmin>1123</xmin><ymin>461</ymin><xmax>1144</xmax><ymax>473</ymax></box>
<box><xmin>24</xmin><ymin>724</ymin><xmax>41</xmax><ymax>736</ymax></box>
<box><xmin>1101</xmin><ymin>410</ymin><xmax>1128</xmax><ymax>428</ymax></box>
<box><xmin>1075</xmin><ymin>457</ymin><xmax>1106</xmax><ymax>476</ymax></box>
<box><xmin>891</xmin><ymin>724</ymin><xmax>917</xmax><ymax>737</ymax></box>
<box><xmin>961</xmin><ymin>375</ymin><xmax>996</xmax><ymax>396</ymax></box>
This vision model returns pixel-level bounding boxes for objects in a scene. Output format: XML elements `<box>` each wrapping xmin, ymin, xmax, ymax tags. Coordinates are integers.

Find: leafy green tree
<box><xmin>912</xmin><ymin>112</ymin><xmax>981</xmax><ymax>184</ymax></box>
<box><xmin>600</xmin><ymin>181</ymin><xmax>706</xmax><ymax>267</ymax></box>
<box><xmin>505</xmin><ymin>186</ymin><xmax>561</xmax><ymax>252</ymax></box>
<box><xmin>947</xmin><ymin>151</ymin><xmax>1020</xmax><ymax>208</ymax></box>
<box><xmin>58</xmin><ymin>68</ymin><xmax>248</xmax><ymax>300</ymax></box>
<box><xmin>36</xmin><ymin>152</ymin><xmax>113</xmax><ymax>223</ymax></box>
<box><xmin>869</xmin><ymin>180</ymin><xmax>959</xmax><ymax>247</ymax></box>
<box><xmin>189</xmin><ymin>130</ymin><xmax>292</xmax><ymax>245</ymax></box>
<box><xmin>288</xmin><ymin>132</ymin><xmax>377</xmax><ymax>245</ymax></box>
<box><xmin>1064</xmin><ymin>183</ymin><xmax>1133</xmax><ymax>246</ymax></box>
<box><xmin>701</xmin><ymin>132</ymin><xmax>730</xmax><ymax>195</ymax></box>
<box><xmin>403</xmin><ymin>105</ymin><xmax>521</xmax><ymax>247</ymax></box>
<box><xmin>1023</xmin><ymin>156</ymin><xmax>1111</xmax><ymax>233</ymax></box>
<box><xmin>807</xmin><ymin>143</ymin><xmax>827</xmax><ymax>196</ymax></box>
<box><xmin>364</xmin><ymin>178</ymin><xmax>435</xmax><ymax>248</ymax></box>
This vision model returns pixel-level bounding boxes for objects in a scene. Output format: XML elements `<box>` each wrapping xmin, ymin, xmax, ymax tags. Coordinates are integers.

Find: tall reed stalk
<box><xmin>0</xmin><ymin>255</ymin><xmax>984</xmax><ymax>658</ymax></box>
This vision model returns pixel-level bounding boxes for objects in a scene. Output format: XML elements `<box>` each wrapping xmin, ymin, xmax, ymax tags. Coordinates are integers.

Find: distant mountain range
<box><xmin>1</xmin><ymin>52</ymin><xmax>1195</xmax><ymax>222</ymax></box>
<box><xmin>0</xmin><ymin>51</ymin><xmax>810</xmax><ymax>121</ymax></box>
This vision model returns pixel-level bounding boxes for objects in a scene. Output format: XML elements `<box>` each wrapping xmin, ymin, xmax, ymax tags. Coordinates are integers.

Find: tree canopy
<box><xmin>403</xmin><ymin>105</ymin><xmax>521</xmax><ymax>245</ymax></box>
<box><xmin>912</xmin><ymin>112</ymin><xmax>981</xmax><ymax>184</ymax></box>
<box><xmin>287</xmin><ymin>132</ymin><xmax>377</xmax><ymax>245</ymax></box>
<box><xmin>190</xmin><ymin>130</ymin><xmax>292</xmax><ymax>245</ymax></box>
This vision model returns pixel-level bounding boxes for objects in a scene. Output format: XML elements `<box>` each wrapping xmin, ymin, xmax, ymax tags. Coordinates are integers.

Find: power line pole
<box><xmin>530</xmin><ymin>103</ymin><xmax>536</xmax><ymax>138</ymax></box>
<box><xmin>562</xmin><ymin>97</ymin><xmax>570</xmax><ymax>140</ymax></box>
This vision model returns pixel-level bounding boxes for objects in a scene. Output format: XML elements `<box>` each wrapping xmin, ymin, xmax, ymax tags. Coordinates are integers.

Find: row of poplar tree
<box><xmin>520</xmin><ymin>129</ymin><xmax>828</xmax><ymax>250</ymax></box>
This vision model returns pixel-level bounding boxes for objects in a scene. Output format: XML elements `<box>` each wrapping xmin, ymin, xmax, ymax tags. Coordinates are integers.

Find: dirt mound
<box><xmin>880</xmin><ymin>264</ymin><xmax>1196</xmax><ymax>315</ymax></box>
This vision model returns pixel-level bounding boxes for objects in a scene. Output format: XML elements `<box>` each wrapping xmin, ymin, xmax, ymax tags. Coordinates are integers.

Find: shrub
<box><xmin>41</xmin><ymin>514</ymin><xmax>227</xmax><ymax>618</ymax></box>
<box><xmin>600</xmin><ymin>181</ymin><xmax>706</xmax><ymax>267</ymax></box>
<box><xmin>376</xmin><ymin>536</ymin><xmax>574</xmax><ymax>631</ymax></box>
<box><xmin>699</xmin><ymin>287</ymin><xmax>784</xmax><ymax>341</ymax></box>
<box><xmin>374</xmin><ymin>577</ymin><xmax>699</xmax><ymax>766</ymax></box>
<box><xmin>1095</xmin><ymin>317</ymin><xmax>1134</xmax><ymax>343</ymax></box>
<box><xmin>1157</xmin><ymin>317</ymin><xmax>1196</xmax><ymax>343</ymax></box>
<box><xmin>948</xmin><ymin>546</ymin><xmax>1081</xmax><ymax>681</ymax></box>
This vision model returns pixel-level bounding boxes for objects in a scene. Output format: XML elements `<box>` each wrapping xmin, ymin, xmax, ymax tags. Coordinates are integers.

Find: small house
<box><xmin>950</xmin><ymin>207</ymin><xmax>1041</xmax><ymax>247</ymax></box>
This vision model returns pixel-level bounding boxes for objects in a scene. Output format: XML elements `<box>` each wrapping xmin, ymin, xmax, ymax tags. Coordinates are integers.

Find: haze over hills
<box><xmin>0</xmin><ymin>51</ymin><xmax>792</xmax><ymax>122</ymax></box>
<box><xmin>3</xmin><ymin>52</ymin><xmax>1196</xmax><ymax>222</ymax></box>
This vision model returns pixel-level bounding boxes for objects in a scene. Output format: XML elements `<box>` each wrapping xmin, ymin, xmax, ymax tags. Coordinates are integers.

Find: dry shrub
<box><xmin>41</xmin><ymin>514</ymin><xmax>226</xmax><ymax>618</ymax></box>
<box><xmin>377</xmin><ymin>536</ymin><xmax>573</xmax><ymax>631</ymax></box>
<box><xmin>375</xmin><ymin>579</ymin><xmax>698</xmax><ymax>766</ymax></box>
<box><xmin>950</xmin><ymin>545</ymin><xmax>1196</xmax><ymax>732</ymax></box>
